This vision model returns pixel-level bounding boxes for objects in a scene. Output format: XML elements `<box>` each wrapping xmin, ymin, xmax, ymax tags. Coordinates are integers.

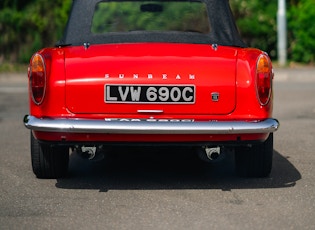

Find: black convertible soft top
<box><xmin>60</xmin><ymin>0</ymin><xmax>246</xmax><ymax>47</ymax></box>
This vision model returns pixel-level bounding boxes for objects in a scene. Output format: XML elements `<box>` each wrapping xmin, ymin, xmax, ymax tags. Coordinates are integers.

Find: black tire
<box><xmin>31</xmin><ymin>132</ymin><xmax>69</xmax><ymax>179</ymax></box>
<box><xmin>235</xmin><ymin>133</ymin><xmax>273</xmax><ymax>177</ymax></box>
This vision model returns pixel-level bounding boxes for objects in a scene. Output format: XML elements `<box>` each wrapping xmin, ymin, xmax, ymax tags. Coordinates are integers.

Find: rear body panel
<box><xmin>27</xmin><ymin>43</ymin><xmax>277</xmax><ymax>144</ymax></box>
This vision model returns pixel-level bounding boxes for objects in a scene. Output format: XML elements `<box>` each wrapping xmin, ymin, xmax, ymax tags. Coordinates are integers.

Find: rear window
<box><xmin>91</xmin><ymin>1</ymin><xmax>210</xmax><ymax>34</ymax></box>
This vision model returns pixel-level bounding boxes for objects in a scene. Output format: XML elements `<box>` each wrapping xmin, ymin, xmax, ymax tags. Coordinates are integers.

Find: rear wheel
<box><xmin>31</xmin><ymin>132</ymin><xmax>69</xmax><ymax>179</ymax></box>
<box><xmin>235</xmin><ymin>133</ymin><xmax>273</xmax><ymax>177</ymax></box>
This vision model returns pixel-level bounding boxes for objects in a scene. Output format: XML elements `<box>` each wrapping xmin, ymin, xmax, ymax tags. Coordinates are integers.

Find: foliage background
<box><xmin>0</xmin><ymin>0</ymin><xmax>314</xmax><ymax>65</ymax></box>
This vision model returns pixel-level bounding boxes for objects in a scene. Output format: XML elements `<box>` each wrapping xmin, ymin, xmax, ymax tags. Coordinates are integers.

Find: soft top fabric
<box><xmin>59</xmin><ymin>0</ymin><xmax>246</xmax><ymax>47</ymax></box>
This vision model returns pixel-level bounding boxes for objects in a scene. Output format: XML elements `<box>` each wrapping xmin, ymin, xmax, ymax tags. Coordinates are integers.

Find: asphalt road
<box><xmin>0</xmin><ymin>68</ymin><xmax>314</xmax><ymax>230</ymax></box>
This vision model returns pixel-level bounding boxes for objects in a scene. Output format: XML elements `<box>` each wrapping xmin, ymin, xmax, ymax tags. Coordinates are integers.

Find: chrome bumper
<box><xmin>24</xmin><ymin>115</ymin><xmax>279</xmax><ymax>135</ymax></box>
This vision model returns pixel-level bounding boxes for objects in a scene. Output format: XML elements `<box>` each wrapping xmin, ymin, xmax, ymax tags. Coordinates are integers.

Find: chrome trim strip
<box><xmin>137</xmin><ymin>110</ymin><xmax>164</xmax><ymax>114</ymax></box>
<box><xmin>24</xmin><ymin>115</ymin><xmax>279</xmax><ymax>135</ymax></box>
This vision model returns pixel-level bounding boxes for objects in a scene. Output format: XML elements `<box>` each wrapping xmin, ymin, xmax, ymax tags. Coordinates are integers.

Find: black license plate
<box><xmin>105</xmin><ymin>84</ymin><xmax>195</xmax><ymax>104</ymax></box>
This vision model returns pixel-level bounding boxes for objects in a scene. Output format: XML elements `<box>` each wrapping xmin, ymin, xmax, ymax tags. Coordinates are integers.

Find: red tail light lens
<box><xmin>30</xmin><ymin>54</ymin><xmax>46</xmax><ymax>104</ymax></box>
<box><xmin>256</xmin><ymin>54</ymin><xmax>272</xmax><ymax>105</ymax></box>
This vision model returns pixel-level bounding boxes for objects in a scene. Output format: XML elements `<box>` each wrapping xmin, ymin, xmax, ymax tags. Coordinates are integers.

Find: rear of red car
<box><xmin>24</xmin><ymin>0</ymin><xmax>279</xmax><ymax>179</ymax></box>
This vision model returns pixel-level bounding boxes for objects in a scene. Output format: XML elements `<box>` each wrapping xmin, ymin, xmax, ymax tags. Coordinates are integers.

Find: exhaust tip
<box><xmin>205</xmin><ymin>147</ymin><xmax>221</xmax><ymax>161</ymax></box>
<box><xmin>75</xmin><ymin>146</ymin><xmax>104</xmax><ymax>161</ymax></box>
<box><xmin>197</xmin><ymin>146</ymin><xmax>224</xmax><ymax>163</ymax></box>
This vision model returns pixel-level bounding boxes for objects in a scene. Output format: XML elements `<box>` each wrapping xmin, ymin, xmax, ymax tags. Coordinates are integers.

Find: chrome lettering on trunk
<box><xmin>104</xmin><ymin>73</ymin><xmax>196</xmax><ymax>80</ymax></box>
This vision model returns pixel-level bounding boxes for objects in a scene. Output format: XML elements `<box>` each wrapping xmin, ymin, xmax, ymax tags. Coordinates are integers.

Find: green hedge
<box><xmin>231</xmin><ymin>0</ymin><xmax>315</xmax><ymax>64</ymax></box>
<box><xmin>0</xmin><ymin>0</ymin><xmax>71</xmax><ymax>63</ymax></box>
<box><xmin>288</xmin><ymin>0</ymin><xmax>315</xmax><ymax>63</ymax></box>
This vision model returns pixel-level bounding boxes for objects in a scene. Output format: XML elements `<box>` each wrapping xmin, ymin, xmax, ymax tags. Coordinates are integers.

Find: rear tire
<box><xmin>31</xmin><ymin>132</ymin><xmax>69</xmax><ymax>179</ymax></box>
<box><xmin>235</xmin><ymin>133</ymin><xmax>273</xmax><ymax>177</ymax></box>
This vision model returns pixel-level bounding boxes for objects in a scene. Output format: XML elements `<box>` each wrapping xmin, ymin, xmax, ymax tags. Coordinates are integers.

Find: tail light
<box><xmin>256</xmin><ymin>54</ymin><xmax>272</xmax><ymax>105</ymax></box>
<box><xmin>29</xmin><ymin>54</ymin><xmax>46</xmax><ymax>104</ymax></box>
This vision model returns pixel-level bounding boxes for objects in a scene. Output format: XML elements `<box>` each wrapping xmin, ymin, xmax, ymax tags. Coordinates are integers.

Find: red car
<box><xmin>24</xmin><ymin>0</ymin><xmax>279</xmax><ymax>179</ymax></box>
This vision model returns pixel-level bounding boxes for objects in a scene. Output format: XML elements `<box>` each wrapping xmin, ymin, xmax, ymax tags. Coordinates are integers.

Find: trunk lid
<box><xmin>64</xmin><ymin>43</ymin><xmax>237</xmax><ymax>116</ymax></box>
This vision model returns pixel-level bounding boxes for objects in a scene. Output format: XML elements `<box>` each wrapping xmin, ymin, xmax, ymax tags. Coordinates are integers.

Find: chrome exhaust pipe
<box><xmin>80</xmin><ymin>146</ymin><xmax>97</xmax><ymax>160</ymax></box>
<box><xmin>75</xmin><ymin>145</ymin><xmax>104</xmax><ymax>161</ymax></box>
<box><xmin>197</xmin><ymin>146</ymin><xmax>221</xmax><ymax>163</ymax></box>
<box><xmin>205</xmin><ymin>147</ymin><xmax>221</xmax><ymax>161</ymax></box>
